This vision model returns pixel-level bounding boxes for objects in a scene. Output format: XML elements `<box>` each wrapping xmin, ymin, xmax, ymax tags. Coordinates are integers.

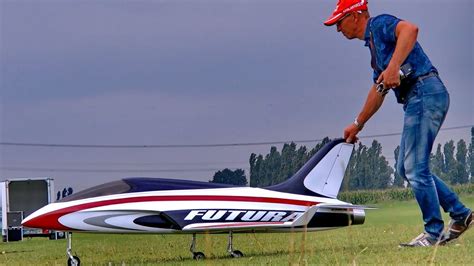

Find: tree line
<box><xmin>210</xmin><ymin>127</ymin><xmax>474</xmax><ymax>190</ymax></box>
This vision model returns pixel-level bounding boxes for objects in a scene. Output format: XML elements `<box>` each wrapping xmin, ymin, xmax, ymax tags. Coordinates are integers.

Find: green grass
<box><xmin>1</xmin><ymin>196</ymin><xmax>473</xmax><ymax>265</ymax></box>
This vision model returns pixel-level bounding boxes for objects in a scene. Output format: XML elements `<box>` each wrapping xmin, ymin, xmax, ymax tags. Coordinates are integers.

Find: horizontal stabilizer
<box><xmin>291</xmin><ymin>203</ymin><xmax>375</xmax><ymax>227</ymax></box>
<box><xmin>315</xmin><ymin>203</ymin><xmax>377</xmax><ymax>210</ymax></box>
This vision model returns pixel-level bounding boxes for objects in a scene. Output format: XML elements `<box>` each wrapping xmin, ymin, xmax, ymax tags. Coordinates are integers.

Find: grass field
<box><xmin>1</xmin><ymin>195</ymin><xmax>473</xmax><ymax>265</ymax></box>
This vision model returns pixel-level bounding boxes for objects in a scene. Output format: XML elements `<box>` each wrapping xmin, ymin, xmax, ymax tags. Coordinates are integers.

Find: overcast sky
<box><xmin>1</xmin><ymin>0</ymin><xmax>472</xmax><ymax>193</ymax></box>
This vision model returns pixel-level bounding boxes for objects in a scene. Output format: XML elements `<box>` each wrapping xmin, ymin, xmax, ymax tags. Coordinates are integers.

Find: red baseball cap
<box><xmin>324</xmin><ymin>0</ymin><xmax>368</xmax><ymax>26</ymax></box>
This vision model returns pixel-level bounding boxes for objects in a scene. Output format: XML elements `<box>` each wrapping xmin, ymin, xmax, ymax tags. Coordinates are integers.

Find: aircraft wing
<box><xmin>180</xmin><ymin>203</ymin><xmax>376</xmax><ymax>231</ymax></box>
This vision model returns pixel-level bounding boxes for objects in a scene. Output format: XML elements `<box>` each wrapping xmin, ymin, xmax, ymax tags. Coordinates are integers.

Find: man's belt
<box><xmin>397</xmin><ymin>72</ymin><xmax>439</xmax><ymax>104</ymax></box>
<box><xmin>414</xmin><ymin>71</ymin><xmax>438</xmax><ymax>83</ymax></box>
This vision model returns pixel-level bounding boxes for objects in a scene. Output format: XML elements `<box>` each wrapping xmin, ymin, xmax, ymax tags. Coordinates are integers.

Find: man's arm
<box><xmin>344</xmin><ymin>84</ymin><xmax>385</xmax><ymax>143</ymax></box>
<box><xmin>344</xmin><ymin>20</ymin><xmax>418</xmax><ymax>143</ymax></box>
<box><xmin>377</xmin><ymin>21</ymin><xmax>419</xmax><ymax>88</ymax></box>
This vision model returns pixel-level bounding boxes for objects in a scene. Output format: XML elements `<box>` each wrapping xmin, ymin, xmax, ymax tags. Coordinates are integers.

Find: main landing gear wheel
<box><xmin>67</xmin><ymin>256</ymin><xmax>81</xmax><ymax>266</ymax></box>
<box><xmin>192</xmin><ymin>252</ymin><xmax>206</xmax><ymax>260</ymax></box>
<box><xmin>227</xmin><ymin>231</ymin><xmax>244</xmax><ymax>258</ymax></box>
<box><xmin>190</xmin><ymin>233</ymin><xmax>206</xmax><ymax>260</ymax></box>
<box><xmin>230</xmin><ymin>250</ymin><xmax>244</xmax><ymax>258</ymax></box>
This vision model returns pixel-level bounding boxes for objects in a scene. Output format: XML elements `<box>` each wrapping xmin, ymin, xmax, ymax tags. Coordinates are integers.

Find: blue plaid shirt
<box><xmin>364</xmin><ymin>14</ymin><xmax>437</xmax><ymax>83</ymax></box>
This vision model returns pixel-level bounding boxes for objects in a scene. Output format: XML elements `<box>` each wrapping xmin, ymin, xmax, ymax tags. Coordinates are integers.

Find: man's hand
<box><xmin>376</xmin><ymin>63</ymin><xmax>401</xmax><ymax>90</ymax></box>
<box><xmin>343</xmin><ymin>123</ymin><xmax>360</xmax><ymax>143</ymax></box>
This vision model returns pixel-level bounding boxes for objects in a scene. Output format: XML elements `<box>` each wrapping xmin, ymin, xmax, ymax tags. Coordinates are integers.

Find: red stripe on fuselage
<box><xmin>24</xmin><ymin>195</ymin><xmax>319</xmax><ymax>231</ymax></box>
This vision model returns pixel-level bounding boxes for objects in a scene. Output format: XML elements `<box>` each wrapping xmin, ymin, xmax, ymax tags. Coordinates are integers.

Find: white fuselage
<box><xmin>23</xmin><ymin>187</ymin><xmax>361</xmax><ymax>234</ymax></box>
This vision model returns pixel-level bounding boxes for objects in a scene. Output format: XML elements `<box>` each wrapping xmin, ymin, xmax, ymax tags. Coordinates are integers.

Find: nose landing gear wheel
<box><xmin>66</xmin><ymin>233</ymin><xmax>81</xmax><ymax>266</ymax></box>
<box><xmin>67</xmin><ymin>256</ymin><xmax>81</xmax><ymax>266</ymax></box>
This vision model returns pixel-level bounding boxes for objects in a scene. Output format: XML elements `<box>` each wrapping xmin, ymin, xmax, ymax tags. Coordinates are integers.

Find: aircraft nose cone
<box><xmin>22</xmin><ymin>207</ymin><xmax>71</xmax><ymax>231</ymax></box>
<box><xmin>22</xmin><ymin>213</ymin><xmax>43</xmax><ymax>229</ymax></box>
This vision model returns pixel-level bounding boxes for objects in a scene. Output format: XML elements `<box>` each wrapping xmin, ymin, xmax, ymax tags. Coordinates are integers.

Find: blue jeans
<box><xmin>396</xmin><ymin>75</ymin><xmax>471</xmax><ymax>239</ymax></box>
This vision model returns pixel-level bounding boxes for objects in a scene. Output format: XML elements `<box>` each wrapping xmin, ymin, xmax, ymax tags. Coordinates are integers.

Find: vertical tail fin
<box><xmin>266</xmin><ymin>138</ymin><xmax>354</xmax><ymax>198</ymax></box>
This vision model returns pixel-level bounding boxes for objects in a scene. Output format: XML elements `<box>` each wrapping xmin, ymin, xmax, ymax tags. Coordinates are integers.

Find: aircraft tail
<box><xmin>266</xmin><ymin>138</ymin><xmax>354</xmax><ymax>198</ymax></box>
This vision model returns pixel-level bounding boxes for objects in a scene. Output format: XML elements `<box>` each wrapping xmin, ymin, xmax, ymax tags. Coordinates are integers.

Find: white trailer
<box><xmin>1</xmin><ymin>178</ymin><xmax>54</xmax><ymax>242</ymax></box>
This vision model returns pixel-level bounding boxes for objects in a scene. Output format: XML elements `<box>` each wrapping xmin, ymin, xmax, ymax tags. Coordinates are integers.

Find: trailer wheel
<box><xmin>67</xmin><ymin>255</ymin><xmax>80</xmax><ymax>266</ymax></box>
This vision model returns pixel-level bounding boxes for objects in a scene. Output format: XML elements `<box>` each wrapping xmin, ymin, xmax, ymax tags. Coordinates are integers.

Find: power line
<box><xmin>1</xmin><ymin>160</ymin><xmax>249</xmax><ymax>167</ymax></box>
<box><xmin>359</xmin><ymin>125</ymin><xmax>473</xmax><ymax>139</ymax></box>
<box><xmin>1</xmin><ymin>124</ymin><xmax>472</xmax><ymax>149</ymax></box>
<box><xmin>0</xmin><ymin>167</ymin><xmax>245</xmax><ymax>173</ymax></box>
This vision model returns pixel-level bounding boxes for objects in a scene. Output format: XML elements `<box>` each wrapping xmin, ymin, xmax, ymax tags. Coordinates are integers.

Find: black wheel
<box><xmin>67</xmin><ymin>256</ymin><xmax>81</xmax><ymax>266</ymax></box>
<box><xmin>193</xmin><ymin>252</ymin><xmax>206</xmax><ymax>260</ymax></box>
<box><xmin>231</xmin><ymin>250</ymin><xmax>243</xmax><ymax>258</ymax></box>
<box><xmin>57</xmin><ymin>231</ymin><xmax>65</xmax><ymax>239</ymax></box>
